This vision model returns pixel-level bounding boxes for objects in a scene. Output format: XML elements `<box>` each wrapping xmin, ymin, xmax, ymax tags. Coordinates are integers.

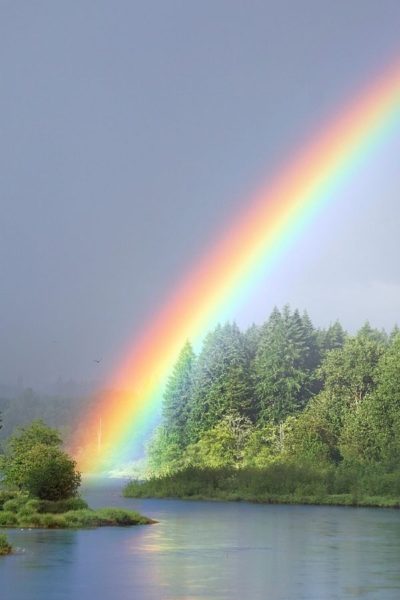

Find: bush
<box><xmin>0</xmin><ymin>491</ymin><xmax>18</xmax><ymax>510</ymax></box>
<box><xmin>0</xmin><ymin>534</ymin><xmax>12</xmax><ymax>555</ymax></box>
<box><xmin>35</xmin><ymin>497</ymin><xmax>88</xmax><ymax>514</ymax></box>
<box><xmin>61</xmin><ymin>509</ymin><xmax>100</xmax><ymax>528</ymax></box>
<box><xmin>94</xmin><ymin>508</ymin><xmax>149</xmax><ymax>526</ymax></box>
<box><xmin>1</xmin><ymin>421</ymin><xmax>81</xmax><ymax>500</ymax></box>
<box><xmin>3</xmin><ymin>495</ymin><xmax>30</xmax><ymax>513</ymax></box>
<box><xmin>125</xmin><ymin>462</ymin><xmax>400</xmax><ymax>505</ymax></box>
<box><xmin>0</xmin><ymin>512</ymin><xmax>18</xmax><ymax>526</ymax></box>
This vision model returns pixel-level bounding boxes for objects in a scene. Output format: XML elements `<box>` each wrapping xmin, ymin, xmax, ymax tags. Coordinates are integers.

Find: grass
<box><xmin>124</xmin><ymin>464</ymin><xmax>400</xmax><ymax>509</ymax></box>
<box><xmin>0</xmin><ymin>533</ymin><xmax>12</xmax><ymax>556</ymax></box>
<box><xmin>0</xmin><ymin>491</ymin><xmax>154</xmax><ymax>529</ymax></box>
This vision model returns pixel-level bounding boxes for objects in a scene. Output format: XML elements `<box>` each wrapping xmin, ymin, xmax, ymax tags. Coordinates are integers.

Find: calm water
<box><xmin>1</xmin><ymin>480</ymin><xmax>400</xmax><ymax>600</ymax></box>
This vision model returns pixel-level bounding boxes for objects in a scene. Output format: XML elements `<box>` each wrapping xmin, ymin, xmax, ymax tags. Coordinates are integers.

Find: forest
<box><xmin>125</xmin><ymin>306</ymin><xmax>400</xmax><ymax>505</ymax></box>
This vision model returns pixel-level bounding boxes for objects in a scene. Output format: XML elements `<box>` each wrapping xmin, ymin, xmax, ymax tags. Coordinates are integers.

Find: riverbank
<box><xmin>0</xmin><ymin>491</ymin><xmax>154</xmax><ymax>528</ymax></box>
<box><xmin>124</xmin><ymin>465</ymin><xmax>400</xmax><ymax>509</ymax></box>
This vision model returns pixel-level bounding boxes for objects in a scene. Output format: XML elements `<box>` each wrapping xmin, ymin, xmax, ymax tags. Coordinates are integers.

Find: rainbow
<box><xmin>72</xmin><ymin>60</ymin><xmax>400</xmax><ymax>474</ymax></box>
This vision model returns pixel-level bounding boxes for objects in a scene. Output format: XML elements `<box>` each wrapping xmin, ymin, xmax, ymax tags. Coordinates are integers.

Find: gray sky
<box><xmin>1</xmin><ymin>1</ymin><xmax>400</xmax><ymax>388</ymax></box>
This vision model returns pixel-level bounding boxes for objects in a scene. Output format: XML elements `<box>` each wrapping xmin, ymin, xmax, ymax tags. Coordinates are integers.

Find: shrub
<box><xmin>62</xmin><ymin>509</ymin><xmax>99</xmax><ymax>528</ymax></box>
<box><xmin>94</xmin><ymin>508</ymin><xmax>148</xmax><ymax>526</ymax></box>
<box><xmin>36</xmin><ymin>497</ymin><xmax>88</xmax><ymax>514</ymax></box>
<box><xmin>3</xmin><ymin>495</ymin><xmax>30</xmax><ymax>513</ymax></box>
<box><xmin>1</xmin><ymin>422</ymin><xmax>81</xmax><ymax>500</ymax></box>
<box><xmin>0</xmin><ymin>534</ymin><xmax>12</xmax><ymax>555</ymax></box>
<box><xmin>0</xmin><ymin>512</ymin><xmax>18</xmax><ymax>526</ymax></box>
<box><xmin>0</xmin><ymin>491</ymin><xmax>18</xmax><ymax>510</ymax></box>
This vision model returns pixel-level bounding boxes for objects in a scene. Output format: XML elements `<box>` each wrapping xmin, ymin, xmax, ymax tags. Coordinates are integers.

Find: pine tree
<box><xmin>318</xmin><ymin>320</ymin><xmax>347</xmax><ymax>355</ymax></box>
<box><xmin>253</xmin><ymin>306</ymin><xmax>312</xmax><ymax>424</ymax></box>
<box><xmin>162</xmin><ymin>341</ymin><xmax>196</xmax><ymax>448</ymax></box>
<box><xmin>187</xmin><ymin>323</ymin><xmax>252</xmax><ymax>442</ymax></box>
<box><xmin>244</xmin><ymin>323</ymin><xmax>262</xmax><ymax>361</ymax></box>
<box><xmin>357</xmin><ymin>321</ymin><xmax>388</xmax><ymax>345</ymax></box>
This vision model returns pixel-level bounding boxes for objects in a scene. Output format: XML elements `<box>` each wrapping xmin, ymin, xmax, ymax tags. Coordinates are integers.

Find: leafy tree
<box><xmin>0</xmin><ymin>420</ymin><xmax>81</xmax><ymax>500</ymax></box>
<box><xmin>185</xmin><ymin>413</ymin><xmax>252</xmax><ymax>469</ymax></box>
<box><xmin>340</xmin><ymin>335</ymin><xmax>400</xmax><ymax>464</ymax></box>
<box><xmin>243</xmin><ymin>423</ymin><xmax>283</xmax><ymax>468</ymax></box>
<box><xmin>14</xmin><ymin>444</ymin><xmax>81</xmax><ymax>500</ymax></box>
<box><xmin>284</xmin><ymin>403</ymin><xmax>338</xmax><ymax>464</ymax></box>
<box><xmin>389</xmin><ymin>325</ymin><xmax>400</xmax><ymax>343</ymax></box>
<box><xmin>319</xmin><ymin>333</ymin><xmax>384</xmax><ymax>410</ymax></box>
<box><xmin>146</xmin><ymin>426</ymin><xmax>184</xmax><ymax>476</ymax></box>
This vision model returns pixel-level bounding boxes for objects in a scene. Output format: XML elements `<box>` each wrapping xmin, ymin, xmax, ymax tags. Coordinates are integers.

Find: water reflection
<box><xmin>123</xmin><ymin>500</ymin><xmax>400</xmax><ymax>600</ymax></box>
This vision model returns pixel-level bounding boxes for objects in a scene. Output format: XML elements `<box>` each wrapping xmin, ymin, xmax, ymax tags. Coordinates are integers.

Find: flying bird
<box><xmin>93</xmin><ymin>359</ymin><xmax>102</xmax><ymax>364</ymax></box>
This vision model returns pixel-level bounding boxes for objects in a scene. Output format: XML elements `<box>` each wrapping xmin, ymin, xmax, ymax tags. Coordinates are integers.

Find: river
<box><xmin>1</xmin><ymin>480</ymin><xmax>400</xmax><ymax>599</ymax></box>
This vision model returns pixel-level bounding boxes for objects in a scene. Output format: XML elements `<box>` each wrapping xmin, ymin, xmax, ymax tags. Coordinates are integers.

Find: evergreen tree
<box><xmin>187</xmin><ymin>323</ymin><xmax>252</xmax><ymax>442</ymax></box>
<box><xmin>244</xmin><ymin>323</ymin><xmax>262</xmax><ymax>361</ymax></box>
<box><xmin>253</xmin><ymin>306</ymin><xmax>315</xmax><ymax>424</ymax></box>
<box><xmin>357</xmin><ymin>321</ymin><xmax>388</xmax><ymax>345</ymax></box>
<box><xmin>301</xmin><ymin>310</ymin><xmax>321</xmax><ymax>372</ymax></box>
<box><xmin>317</xmin><ymin>320</ymin><xmax>347</xmax><ymax>355</ymax></box>
<box><xmin>162</xmin><ymin>341</ymin><xmax>195</xmax><ymax>448</ymax></box>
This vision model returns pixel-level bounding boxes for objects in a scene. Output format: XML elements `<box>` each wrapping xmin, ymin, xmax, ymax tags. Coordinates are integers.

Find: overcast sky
<box><xmin>1</xmin><ymin>1</ymin><xmax>400</xmax><ymax>388</ymax></box>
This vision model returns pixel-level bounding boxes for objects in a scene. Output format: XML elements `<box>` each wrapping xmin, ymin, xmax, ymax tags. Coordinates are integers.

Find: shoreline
<box><xmin>124</xmin><ymin>490</ymin><xmax>400</xmax><ymax>509</ymax></box>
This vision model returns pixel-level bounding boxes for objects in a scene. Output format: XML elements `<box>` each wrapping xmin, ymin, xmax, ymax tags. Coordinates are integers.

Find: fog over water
<box><xmin>1</xmin><ymin>1</ymin><xmax>400</xmax><ymax>388</ymax></box>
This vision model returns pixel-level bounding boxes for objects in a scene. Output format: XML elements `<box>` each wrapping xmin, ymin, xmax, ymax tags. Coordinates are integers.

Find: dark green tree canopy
<box><xmin>0</xmin><ymin>420</ymin><xmax>81</xmax><ymax>500</ymax></box>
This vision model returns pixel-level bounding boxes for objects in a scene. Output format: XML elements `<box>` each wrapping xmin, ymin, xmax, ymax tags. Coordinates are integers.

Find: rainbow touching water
<box><xmin>72</xmin><ymin>60</ymin><xmax>400</xmax><ymax>474</ymax></box>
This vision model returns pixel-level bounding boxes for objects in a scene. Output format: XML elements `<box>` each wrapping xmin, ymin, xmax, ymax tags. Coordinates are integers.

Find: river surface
<box><xmin>1</xmin><ymin>480</ymin><xmax>400</xmax><ymax>600</ymax></box>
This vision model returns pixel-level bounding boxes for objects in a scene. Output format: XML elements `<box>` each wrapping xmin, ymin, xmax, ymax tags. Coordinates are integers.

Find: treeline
<box><xmin>0</xmin><ymin>388</ymin><xmax>97</xmax><ymax>442</ymax></box>
<box><xmin>145</xmin><ymin>306</ymin><xmax>400</xmax><ymax>484</ymax></box>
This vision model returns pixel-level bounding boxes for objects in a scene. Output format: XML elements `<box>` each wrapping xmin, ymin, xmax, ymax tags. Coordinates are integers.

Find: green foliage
<box><xmin>3</xmin><ymin>495</ymin><xmax>30</xmax><ymax>513</ymax></box>
<box><xmin>242</xmin><ymin>421</ymin><xmax>294</xmax><ymax>467</ymax></box>
<box><xmin>0</xmin><ymin>533</ymin><xmax>12</xmax><ymax>555</ymax></box>
<box><xmin>34</xmin><ymin>497</ymin><xmax>88</xmax><ymax>514</ymax></box>
<box><xmin>125</xmin><ymin>463</ymin><xmax>400</xmax><ymax>507</ymax></box>
<box><xmin>16</xmin><ymin>444</ymin><xmax>81</xmax><ymax>500</ymax></box>
<box><xmin>317</xmin><ymin>321</ymin><xmax>347</xmax><ymax>355</ymax></box>
<box><xmin>340</xmin><ymin>335</ymin><xmax>400</xmax><ymax>464</ymax></box>
<box><xmin>0</xmin><ymin>512</ymin><xmax>18</xmax><ymax>526</ymax></box>
<box><xmin>187</xmin><ymin>323</ymin><xmax>253</xmax><ymax>441</ymax></box>
<box><xmin>0</xmin><ymin>421</ymin><xmax>81</xmax><ymax>500</ymax></box>
<box><xmin>185</xmin><ymin>413</ymin><xmax>252</xmax><ymax>468</ymax></box>
<box><xmin>253</xmin><ymin>306</ymin><xmax>320</xmax><ymax>424</ymax></box>
<box><xmin>147</xmin><ymin>426</ymin><xmax>184</xmax><ymax>476</ymax></box>
<box><xmin>0</xmin><ymin>491</ymin><xmax>152</xmax><ymax>528</ymax></box>
<box><xmin>143</xmin><ymin>307</ymin><xmax>400</xmax><ymax>504</ymax></box>
<box><xmin>0</xmin><ymin>491</ymin><xmax>18</xmax><ymax>509</ymax></box>
<box><xmin>162</xmin><ymin>341</ymin><xmax>196</xmax><ymax>448</ymax></box>
<box><xmin>319</xmin><ymin>333</ymin><xmax>384</xmax><ymax>410</ymax></box>
<box><xmin>284</xmin><ymin>410</ymin><xmax>335</xmax><ymax>464</ymax></box>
